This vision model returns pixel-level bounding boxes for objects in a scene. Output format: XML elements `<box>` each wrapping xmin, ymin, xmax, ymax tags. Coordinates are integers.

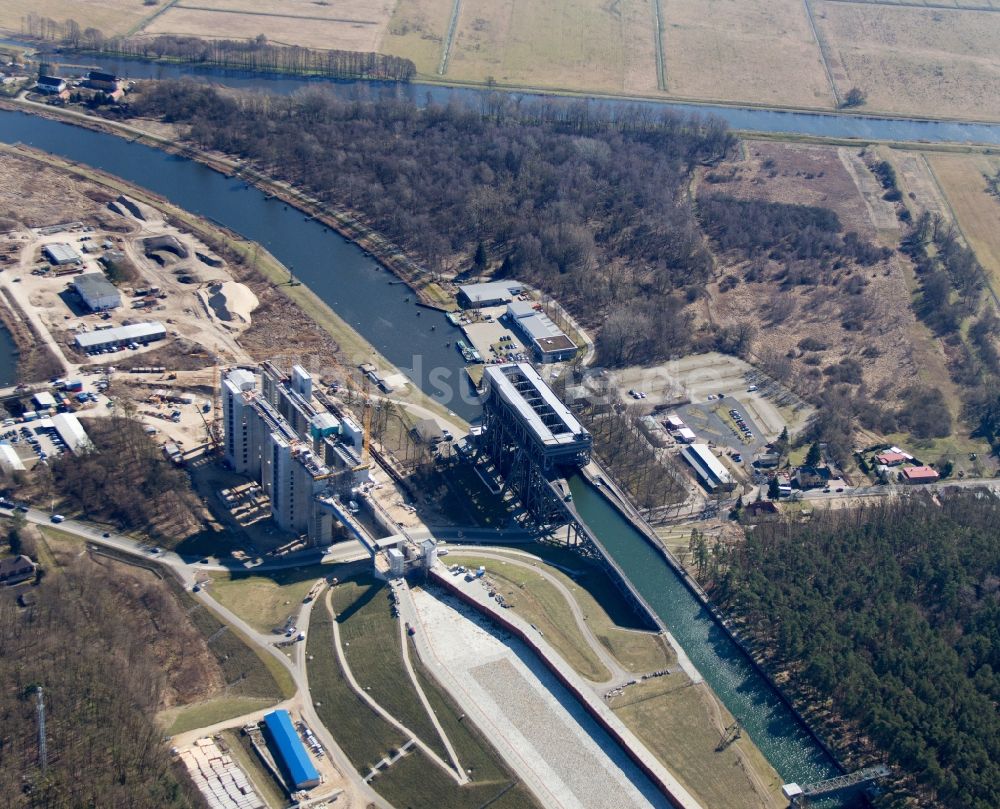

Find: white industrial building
<box><xmin>75</xmin><ymin>322</ymin><xmax>166</xmax><ymax>352</ymax></box>
<box><xmin>34</xmin><ymin>75</ymin><xmax>66</xmax><ymax>95</ymax></box>
<box><xmin>43</xmin><ymin>243</ymin><xmax>80</xmax><ymax>265</ymax></box>
<box><xmin>681</xmin><ymin>443</ymin><xmax>733</xmax><ymax>491</ymax></box>
<box><xmin>50</xmin><ymin>413</ymin><xmax>92</xmax><ymax>452</ymax></box>
<box><xmin>33</xmin><ymin>391</ymin><xmax>57</xmax><ymax>411</ymax></box>
<box><xmin>222</xmin><ymin>364</ymin><xmax>369</xmax><ymax>546</ymax></box>
<box><xmin>506</xmin><ymin>301</ymin><xmax>577</xmax><ymax>363</ymax></box>
<box><xmin>0</xmin><ymin>442</ymin><xmax>25</xmax><ymax>474</ymax></box>
<box><xmin>457</xmin><ymin>280</ymin><xmax>525</xmax><ymax>308</ymax></box>
<box><xmin>72</xmin><ymin>272</ymin><xmax>121</xmax><ymax>311</ymax></box>
<box><xmin>676</xmin><ymin>427</ymin><xmax>697</xmax><ymax>443</ymax></box>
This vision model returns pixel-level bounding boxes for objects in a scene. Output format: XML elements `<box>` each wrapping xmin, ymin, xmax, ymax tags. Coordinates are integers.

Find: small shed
<box><xmin>0</xmin><ymin>555</ymin><xmax>36</xmax><ymax>586</ymax></box>
<box><xmin>676</xmin><ymin>427</ymin><xmax>697</xmax><ymax>443</ymax></box>
<box><xmin>33</xmin><ymin>391</ymin><xmax>57</xmax><ymax>410</ymax></box>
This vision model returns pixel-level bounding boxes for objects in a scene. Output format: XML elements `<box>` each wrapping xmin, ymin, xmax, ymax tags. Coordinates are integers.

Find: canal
<box><xmin>0</xmin><ymin>105</ymin><xmax>847</xmax><ymax>794</ymax></box>
<box><xmin>35</xmin><ymin>50</ymin><xmax>1000</xmax><ymax>145</ymax></box>
<box><xmin>0</xmin><ymin>323</ymin><xmax>17</xmax><ymax>386</ymax></box>
<box><xmin>569</xmin><ymin>474</ymin><xmax>842</xmax><ymax>788</ymax></box>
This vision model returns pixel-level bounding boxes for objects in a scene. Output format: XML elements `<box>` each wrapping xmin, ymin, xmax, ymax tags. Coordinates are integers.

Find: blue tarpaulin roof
<box><xmin>262</xmin><ymin>709</ymin><xmax>320</xmax><ymax>789</ymax></box>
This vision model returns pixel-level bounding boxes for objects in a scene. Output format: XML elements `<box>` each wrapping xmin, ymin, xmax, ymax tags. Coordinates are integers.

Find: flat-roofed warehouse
<box><xmin>261</xmin><ymin>710</ymin><xmax>321</xmax><ymax>790</ymax></box>
<box><xmin>458</xmin><ymin>280</ymin><xmax>525</xmax><ymax>308</ymax></box>
<box><xmin>75</xmin><ymin>321</ymin><xmax>166</xmax><ymax>352</ymax></box>
<box><xmin>681</xmin><ymin>443</ymin><xmax>733</xmax><ymax>491</ymax></box>
<box><xmin>0</xmin><ymin>442</ymin><xmax>26</xmax><ymax>473</ymax></box>
<box><xmin>72</xmin><ymin>272</ymin><xmax>121</xmax><ymax>312</ymax></box>
<box><xmin>506</xmin><ymin>301</ymin><xmax>577</xmax><ymax>363</ymax></box>
<box><xmin>43</xmin><ymin>242</ymin><xmax>80</xmax><ymax>266</ymax></box>
<box><xmin>50</xmin><ymin>413</ymin><xmax>91</xmax><ymax>452</ymax></box>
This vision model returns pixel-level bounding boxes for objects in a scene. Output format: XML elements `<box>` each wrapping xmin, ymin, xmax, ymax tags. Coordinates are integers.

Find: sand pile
<box><xmin>203</xmin><ymin>281</ymin><xmax>258</xmax><ymax>325</ymax></box>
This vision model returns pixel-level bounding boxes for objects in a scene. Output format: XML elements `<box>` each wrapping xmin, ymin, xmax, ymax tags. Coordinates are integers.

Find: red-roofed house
<box><xmin>876</xmin><ymin>451</ymin><xmax>908</xmax><ymax>466</ymax></box>
<box><xmin>901</xmin><ymin>465</ymin><xmax>939</xmax><ymax>484</ymax></box>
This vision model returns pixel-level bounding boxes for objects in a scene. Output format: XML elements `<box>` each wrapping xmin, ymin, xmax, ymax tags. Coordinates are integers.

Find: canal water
<box><xmin>0</xmin><ymin>323</ymin><xmax>17</xmax><ymax>385</ymax></box>
<box><xmin>36</xmin><ymin>51</ymin><xmax>1000</xmax><ymax>145</ymax></box>
<box><xmin>0</xmin><ymin>105</ymin><xmax>849</xmax><ymax>793</ymax></box>
<box><xmin>569</xmin><ymin>474</ymin><xmax>841</xmax><ymax>788</ymax></box>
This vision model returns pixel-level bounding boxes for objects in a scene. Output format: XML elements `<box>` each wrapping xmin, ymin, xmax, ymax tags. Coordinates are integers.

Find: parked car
<box><xmin>51</xmin><ymin>514</ymin><xmax>65</xmax><ymax>523</ymax></box>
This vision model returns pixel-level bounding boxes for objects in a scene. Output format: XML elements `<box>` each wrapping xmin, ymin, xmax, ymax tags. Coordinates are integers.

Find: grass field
<box><xmin>329</xmin><ymin>574</ymin><xmax>451</xmax><ymax>763</ymax></box>
<box><xmin>448</xmin><ymin>554</ymin><xmax>613</xmax><ymax>681</ymax></box>
<box><xmin>662</xmin><ymin>0</ymin><xmax>833</xmax><ymax>108</ymax></box>
<box><xmin>307</xmin><ymin>602</ymin><xmax>409</xmax><ymax>771</ymax></box>
<box><xmin>207</xmin><ymin>565</ymin><xmax>329</xmax><ymax>633</ymax></box>
<box><xmin>186</xmin><ymin>600</ymin><xmax>296</xmax><ymax>700</ymax></box>
<box><xmin>611</xmin><ymin>675</ymin><xmax>786</xmax><ymax>809</ymax></box>
<box><xmin>378</xmin><ymin>0</ymin><xmax>453</xmax><ymax>74</ymax></box>
<box><xmin>445</xmin><ymin>0</ymin><xmax>659</xmax><ymax>94</ymax></box>
<box><xmin>144</xmin><ymin>2</ymin><xmax>390</xmax><ymax>51</ymax></box>
<box><xmin>925</xmin><ymin>152</ymin><xmax>1000</xmax><ymax>292</ymax></box>
<box><xmin>0</xmin><ymin>0</ymin><xmax>155</xmax><ymax>38</ymax></box>
<box><xmin>310</xmin><ymin>580</ymin><xmax>541</xmax><ymax>807</ymax></box>
<box><xmin>451</xmin><ymin>547</ymin><xmax>673</xmax><ymax>674</ymax></box>
<box><xmin>161</xmin><ymin>695</ymin><xmax>275</xmax><ymax>735</ymax></box>
<box><xmin>813</xmin><ymin>2</ymin><xmax>1000</xmax><ymax>120</ymax></box>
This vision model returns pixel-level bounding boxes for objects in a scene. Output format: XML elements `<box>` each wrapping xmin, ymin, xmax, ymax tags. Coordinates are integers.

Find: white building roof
<box><xmin>681</xmin><ymin>443</ymin><xmax>732</xmax><ymax>486</ymax></box>
<box><xmin>507</xmin><ymin>300</ymin><xmax>536</xmax><ymax>319</ymax></box>
<box><xmin>33</xmin><ymin>391</ymin><xmax>57</xmax><ymax>409</ymax></box>
<box><xmin>75</xmin><ymin>321</ymin><xmax>166</xmax><ymax>349</ymax></box>
<box><xmin>665</xmin><ymin>414</ymin><xmax>684</xmax><ymax>429</ymax></box>
<box><xmin>44</xmin><ymin>243</ymin><xmax>79</xmax><ymax>263</ymax></box>
<box><xmin>677</xmin><ymin>427</ymin><xmax>697</xmax><ymax>442</ymax></box>
<box><xmin>50</xmin><ymin>413</ymin><xmax>91</xmax><ymax>452</ymax></box>
<box><xmin>311</xmin><ymin>412</ymin><xmax>340</xmax><ymax>431</ymax></box>
<box><xmin>0</xmin><ymin>442</ymin><xmax>25</xmax><ymax>472</ymax></box>
<box><xmin>484</xmin><ymin>362</ymin><xmax>586</xmax><ymax>447</ymax></box>
<box><xmin>459</xmin><ymin>280</ymin><xmax>524</xmax><ymax>305</ymax></box>
<box><xmin>226</xmin><ymin>368</ymin><xmax>256</xmax><ymax>391</ymax></box>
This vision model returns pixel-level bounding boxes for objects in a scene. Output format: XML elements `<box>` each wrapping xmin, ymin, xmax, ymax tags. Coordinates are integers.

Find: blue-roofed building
<box><xmin>262</xmin><ymin>710</ymin><xmax>321</xmax><ymax>790</ymax></box>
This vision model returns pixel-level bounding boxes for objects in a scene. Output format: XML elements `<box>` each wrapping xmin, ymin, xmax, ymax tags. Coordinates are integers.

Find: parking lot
<box><xmin>677</xmin><ymin>396</ymin><xmax>770</xmax><ymax>460</ymax></box>
<box><xmin>2</xmin><ymin>421</ymin><xmax>68</xmax><ymax>465</ymax></box>
<box><xmin>462</xmin><ymin>311</ymin><xmax>531</xmax><ymax>365</ymax></box>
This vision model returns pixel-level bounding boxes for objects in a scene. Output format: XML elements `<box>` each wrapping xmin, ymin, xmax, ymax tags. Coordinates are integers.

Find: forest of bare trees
<box><xmin>0</xmin><ymin>546</ymin><xmax>205</xmax><ymax>808</ymax></box>
<box><xmin>130</xmin><ymin>81</ymin><xmax>733</xmax><ymax>365</ymax></box>
<box><xmin>40</xmin><ymin>410</ymin><xmax>203</xmax><ymax>543</ymax></box>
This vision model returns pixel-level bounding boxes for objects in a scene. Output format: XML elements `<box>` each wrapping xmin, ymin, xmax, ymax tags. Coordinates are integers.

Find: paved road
<box><xmin>444</xmin><ymin>548</ymin><xmax>628</xmax><ymax>687</ymax></box>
